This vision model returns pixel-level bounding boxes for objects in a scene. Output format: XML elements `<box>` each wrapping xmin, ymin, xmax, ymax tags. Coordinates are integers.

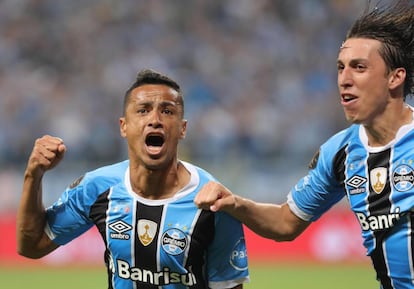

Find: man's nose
<box><xmin>338</xmin><ymin>68</ymin><xmax>353</xmax><ymax>88</ymax></box>
<box><xmin>148</xmin><ymin>110</ymin><xmax>162</xmax><ymax>127</ymax></box>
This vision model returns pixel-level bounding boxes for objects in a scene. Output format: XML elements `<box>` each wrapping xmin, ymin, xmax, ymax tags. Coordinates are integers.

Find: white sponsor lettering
<box><xmin>117</xmin><ymin>260</ymin><xmax>196</xmax><ymax>286</ymax></box>
<box><xmin>356</xmin><ymin>208</ymin><xmax>401</xmax><ymax>231</ymax></box>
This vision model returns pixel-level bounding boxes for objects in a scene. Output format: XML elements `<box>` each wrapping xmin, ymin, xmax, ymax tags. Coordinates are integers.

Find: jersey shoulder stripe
<box><xmin>45</xmin><ymin>160</ymin><xmax>129</xmax><ymax>245</ymax></box>
<box><xmin>289</xmin><ymin>124</ymin><xmax>361</xmax><ymax>221</ymax></box>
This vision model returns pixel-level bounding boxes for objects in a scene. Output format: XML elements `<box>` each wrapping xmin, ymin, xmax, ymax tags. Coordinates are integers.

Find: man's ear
<box><xmin>389</xmin><ymin>67</ymin><xmax>406</xmax><ymax>90</ymax></box>
<box><xmin>180</xmin><ymin>119</ymin><xmax>187</xmax><ymax>139</ymax></box>
<box><xmin>119</xmin><ymin>117</ymin><xmax>127</xmax><ymax>138</ymax></box>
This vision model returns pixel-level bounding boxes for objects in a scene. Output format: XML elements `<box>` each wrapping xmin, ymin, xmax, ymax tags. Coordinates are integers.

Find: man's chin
<box><xmin>344</xmin><ymin>113</ymin><xmax>361</xmax><ymax>124</ymax></box>
<box><xmin>143</xmin><ymin>158</ymin><xmax>170</xmax><ymax>171</ymax></box>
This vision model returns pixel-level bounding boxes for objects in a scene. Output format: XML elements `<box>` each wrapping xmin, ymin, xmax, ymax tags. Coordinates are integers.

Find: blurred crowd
<box><xmin>0</xmin><ymin>0</ymin><xmax>373</xmax><ymax>212</ymax></box>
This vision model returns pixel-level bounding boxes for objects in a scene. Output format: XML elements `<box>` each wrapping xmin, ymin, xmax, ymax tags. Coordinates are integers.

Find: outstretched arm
<box><xmin>16</xmin><ymin>135</ymin><xmax>66</xmax><ymax>258</ymax></box>
<box><xmin>194</xmin><ymin>181</ymin><xmax>310</xmax><ymax>241</ymax></box>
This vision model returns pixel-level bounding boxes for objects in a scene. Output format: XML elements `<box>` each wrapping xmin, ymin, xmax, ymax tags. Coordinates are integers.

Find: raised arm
<box><xmin>16</xmin><ymin>135</ymin><xmax>66</xmax><ymax>258</ymax></box>
<box><xmin>194</xmin><ymin>181</ymin><xmax>310</xmax><ymax>241</ymax></box>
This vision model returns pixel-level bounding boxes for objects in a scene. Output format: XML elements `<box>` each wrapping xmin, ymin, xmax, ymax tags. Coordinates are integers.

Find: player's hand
<box><xmin>194</xmin><ymin>181</ymin><xmax>236</xmax><ymax>213</ymax></box>
<box><xmin>25</xmin><ymin>135</ymin><xmax>66</xmax><ymax>178</ymax></box>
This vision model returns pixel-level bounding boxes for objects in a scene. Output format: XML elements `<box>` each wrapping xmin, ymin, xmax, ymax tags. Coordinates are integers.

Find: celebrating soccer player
<box><xmin>17</xmin><ymin>69</ymin><xmax>249</xmax><ymax>289</ymax></box>
<box><xmin>195</xmin><ymin>1</ymin><xmax>414</xmax><ymax>288</ymax></box>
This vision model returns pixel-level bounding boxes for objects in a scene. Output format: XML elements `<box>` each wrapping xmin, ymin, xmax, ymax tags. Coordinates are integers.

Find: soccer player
<box><xmin>16</xmin><ymin>69</ymin><xmax>249</xmax><ymax>289</ymax></box>
<box><xmin>195</xmin><ymin>1</ymin><xmax>414</xmax><ymax>288</ymax></box>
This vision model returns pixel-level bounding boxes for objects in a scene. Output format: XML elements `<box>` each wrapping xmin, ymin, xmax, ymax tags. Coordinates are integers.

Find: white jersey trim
<box><xmin>359</xmin><ymin>105</ymin><xmax>414</xmax><ymax>153</ymax></box>
<box><xmin>123</xmin><ymin>160</ymin><xmax>199</xmax><ymax>206</ymax></box>
<box><xmin>44</xmin><ymin>221</ymin><xmax>56</xmax><ymax>241</ymax></box>
<box><xmin>286</xmin><ymin>192</ymin><xmax>313</xmax><ymax>221</ymax></box>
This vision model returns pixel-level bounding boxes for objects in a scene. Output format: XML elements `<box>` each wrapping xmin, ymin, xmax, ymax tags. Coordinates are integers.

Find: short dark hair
<box><xmin>345</xmin><ymin>0</ymin><xmax>414</xmax><ymax>98</ymax></box>
<box><xmin>123</xmin><ymin>69</ymin><xmax>184</xmax><ymax>115</ymax></box>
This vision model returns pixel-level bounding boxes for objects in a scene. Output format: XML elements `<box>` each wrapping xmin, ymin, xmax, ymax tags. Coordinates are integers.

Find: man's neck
<box><xmin>364</xmin><ymin>105</ymin><xmax>413</xmax><ymax>147</ymax></box>
<box><xmin>129</xmin><ymin>161</ymin><xmax>190</xmax><ymax>200</ymax></box>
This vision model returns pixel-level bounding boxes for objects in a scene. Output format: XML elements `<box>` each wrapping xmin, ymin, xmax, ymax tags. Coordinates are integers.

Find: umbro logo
<box><xmin>346</xmin><ymin>175</ymin><xmax>366</xmax><ymax>188</ymax></box>
<box><xmin>346</xmin><ymin>175</ymin><xmax>367</xmax><ymax>195</ymax></box>
<box><xmin>109</xmin><ymin>220</ymin><xmax>132</xmax><ymax>240</ymax></box>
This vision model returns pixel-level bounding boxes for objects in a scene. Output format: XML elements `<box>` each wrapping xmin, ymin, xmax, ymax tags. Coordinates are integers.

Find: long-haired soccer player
<box><xmin>195</xmin><ymin>1</ymin><xmax>414</xmax><ymax>288</ymax></box>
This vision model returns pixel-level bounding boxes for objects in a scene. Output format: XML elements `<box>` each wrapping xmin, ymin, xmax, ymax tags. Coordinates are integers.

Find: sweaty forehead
<box><xmin>130</xmin><ymin>84</ymin><xmax>180</xmax><ymax>103</ymax></box>
<box><xmin>338</xmin><ymin>38</ymin><xmax>381</xmax><ymax>60</ymax></box>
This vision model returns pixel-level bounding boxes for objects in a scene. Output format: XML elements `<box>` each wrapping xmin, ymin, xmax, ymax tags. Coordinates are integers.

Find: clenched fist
<box><xmin>194</xmin><ymin>181</ymin><xmax>236</xmax><ymax>213</ymax></box>
<box><xmin>25</xmin><ymin>135</ymin><xmax>66</xmax><ymax>178</ymax></box>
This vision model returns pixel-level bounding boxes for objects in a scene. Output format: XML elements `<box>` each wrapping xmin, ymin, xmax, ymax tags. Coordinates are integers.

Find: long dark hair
<box><xmin>346</xmin><ymin>0</ymin><xmax>414</xmax><ymax>98</ymax></box>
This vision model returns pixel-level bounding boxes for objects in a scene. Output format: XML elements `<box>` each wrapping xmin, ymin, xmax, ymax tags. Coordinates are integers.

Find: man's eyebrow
<box><xmin>159</xmin><ymin>100</ymin><xmax>180</xmax><ymax>106</ymax></box>
<box><xmin>134</xmin><ymin>100</ymin><xmax>180</xmax><ymax>109</ymax></box>
<box><xmin>134</xmin><ymin>99</ymin><xmax>176</xmax><ymax>104</ymax></box>
<box><xmin>336</xmin><ymin>58</ymin><xmax>368</xmax><ymax>67</ymax></box>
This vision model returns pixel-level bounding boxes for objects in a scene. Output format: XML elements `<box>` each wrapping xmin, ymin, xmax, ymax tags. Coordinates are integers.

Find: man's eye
<box><xmin>356</xmin><ymin>64</ymin><xmax>366</xmax><ymax>71</ymax></box>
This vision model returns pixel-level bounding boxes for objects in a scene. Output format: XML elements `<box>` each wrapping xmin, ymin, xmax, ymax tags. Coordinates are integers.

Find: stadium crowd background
<box><xmin>0</xmin><ymin>0</ymin><xmax>390</xmax><ymax>214</ymax></box>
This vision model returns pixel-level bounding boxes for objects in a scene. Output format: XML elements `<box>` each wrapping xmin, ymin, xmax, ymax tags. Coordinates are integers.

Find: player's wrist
<box><xmin>24</xmin><ymin>166</ymin><xmax>45</xmax><ymax>182</ymax></box>
<box><xmin>231</xmin><ymin>195</ymin><xmax>245</xmax><ymax>215</ymax></box>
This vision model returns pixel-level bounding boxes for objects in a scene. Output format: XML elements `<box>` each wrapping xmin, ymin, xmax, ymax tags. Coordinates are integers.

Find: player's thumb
<box><xmin>209</xmin><ymin>196</ymin><xmax>234</xmax><ymax>213</ymax></box>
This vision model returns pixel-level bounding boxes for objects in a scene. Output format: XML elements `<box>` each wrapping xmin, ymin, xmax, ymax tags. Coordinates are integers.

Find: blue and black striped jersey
<box><xmin>288</xmin><ymin>115</ymin><xmax>414</xmax><ymax>289</ymax></box>
<box><xmin>45</xmin><ymin>160</ymin><xmax>249</xmax><ymax>289</ymax></box>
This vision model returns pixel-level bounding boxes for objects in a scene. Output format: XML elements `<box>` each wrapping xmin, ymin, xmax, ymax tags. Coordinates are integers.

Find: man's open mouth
<box><xmin>342</xmin><ymin>94</ymin><xmax>357</xmax><ymax>103</ymax></box>
<box><xmin>145</xmin><ymin>134</ymin><xmax>165</xmax><ymax>147</ymax></box>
